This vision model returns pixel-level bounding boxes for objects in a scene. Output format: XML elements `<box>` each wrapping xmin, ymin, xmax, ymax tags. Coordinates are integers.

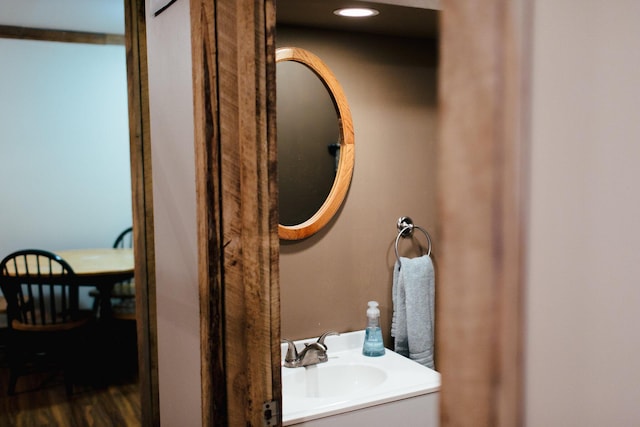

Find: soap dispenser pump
<box><xmin>362</xmin><ymin>301</ymin><xmax>385</xmax><ymax>357</ymax></box>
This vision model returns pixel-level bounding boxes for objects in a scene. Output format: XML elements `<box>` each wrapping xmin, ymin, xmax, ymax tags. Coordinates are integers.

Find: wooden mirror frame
<box><xmin>276</xmin><ymin>47</ymin><xmax>355</xmax><ymax>240</ymax></box>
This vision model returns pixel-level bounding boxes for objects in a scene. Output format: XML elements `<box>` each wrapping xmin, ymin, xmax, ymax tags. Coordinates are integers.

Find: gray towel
<box><xmin>391</xmin><ymin>254</ymin><xmax>435</xmax><ymax>369</ymax></box>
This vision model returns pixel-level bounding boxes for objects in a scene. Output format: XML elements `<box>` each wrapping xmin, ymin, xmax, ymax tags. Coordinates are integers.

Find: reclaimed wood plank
<box><xmin>437</xmin><ymin>1</ymin><xmax>529</xmax><ymax>426</ymax></box>
<box><xmin>190</xmin><ymin>0</ymin><xmax>279</xmax><ymax>424</ymax></box>
<box><xmin>0</xmin><ymin>25</ymin><xmax>124</xmax><ymax>45</ymax></box>
<box><xmin>123</xmin><ymin>0</ymin><xmax>159</xmax><ymax>425</ymax></box>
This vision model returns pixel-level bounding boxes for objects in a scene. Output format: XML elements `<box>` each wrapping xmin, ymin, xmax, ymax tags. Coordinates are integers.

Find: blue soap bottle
<box><xmin>362</xmin><ymin>301</ymin><xmax>385</xmax><ymax>357</ymax></box>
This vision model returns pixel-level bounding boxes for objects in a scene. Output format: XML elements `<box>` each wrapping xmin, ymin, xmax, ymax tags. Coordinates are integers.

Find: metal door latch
<box><xmin>263</xmin><ymin>400</ymin><xmax>280</xmax><ymax>426</ymax></box>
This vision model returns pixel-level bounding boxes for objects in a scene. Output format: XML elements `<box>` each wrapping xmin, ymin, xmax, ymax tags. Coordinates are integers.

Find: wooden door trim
<box><xmin>189</xmin><ymin>0</ymin><xmax>227</xmax><ymax>423</ymax></box>
<box><xmin>123</xmin><ymin>0</ymin><xmax>160</xmax><ymax>425</ymax></box>
<box><xmin>0</xmin><ymin>24</ymin><xmax>125</xmax><ymax>45</ymax></box>
<box><xmin>437</xmin><ymin>1</ymin><xmax>530</xmax><ymax>426</ymax></box>
<box><xmin>190</xmin><ymin>0</ymin><xmax>280</xmax><ymax>425</ymax></box>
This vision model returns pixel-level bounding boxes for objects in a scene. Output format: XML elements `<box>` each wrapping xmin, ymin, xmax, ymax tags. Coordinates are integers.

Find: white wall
<box><xmin>144</xmin><ymin>0</ymin><xmax>201</xmax><ymax>425</ymax></box>
<box><xmin>0</xmin><ymin>0</ymin><xmax>131</xmax><ymax>264</ymax></box>
<box><xmin>0</xmin><ymin>0</ymin><xmax>124</xmax><ymax>34</ymax></box>
<box><xmin>526</xmin><ymin>1</ymin><xmax>640</xmax><ymax>425</ymax></box>
<box><xmin>0</xmin><ymin>39</ymin><xmax>132</xmax><ymax>257</ymax></box>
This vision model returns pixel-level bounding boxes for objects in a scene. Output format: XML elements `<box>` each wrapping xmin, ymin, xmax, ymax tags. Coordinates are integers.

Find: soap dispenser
<box><xmin>362</xmin><ymin>301</ymin><xmax>385</xmax><ymax>357</ymax></box>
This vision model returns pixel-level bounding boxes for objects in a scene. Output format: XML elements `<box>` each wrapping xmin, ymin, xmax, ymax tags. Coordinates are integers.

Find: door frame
<box><xmin>0</xmin><ymin>2</ymin><xmax>160</xmax><ymax>425</ymax></box>
<box><xmin>189</xmin><ymin>0</ymin><xmax>280</xmax><ymax>425</ymax></box>
<box><xmin>436</xmin><ymin>1</ymin><xmax>530</xmax><ymax>425</ymax></box>
<box><xmin>128</xmin><ymin>0</ymin><xmax>280</xmax><ymax>424</ymax></box>
<box><xmin>123</xmin><ymin>0</ymin><xmax>159</xmax><ymax>425</ymax></box>
<box><xmin>186</xmin><ymin>0</ymin><xmax>531</xmax><ymax>425</ymax></box>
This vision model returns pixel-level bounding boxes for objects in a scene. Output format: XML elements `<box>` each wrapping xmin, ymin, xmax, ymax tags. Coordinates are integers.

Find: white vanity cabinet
<box><xmin>282</xmin><ymin>331</ymin><xmax>441</xmax><ymax>426</ymax></box>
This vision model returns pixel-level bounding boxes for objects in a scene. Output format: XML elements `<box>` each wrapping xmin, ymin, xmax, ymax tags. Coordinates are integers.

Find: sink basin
<box><xmin>283</xmin><ymin>364</ymin><xmax>387</xmax><ymax>398</ymax></box>
<box><xmin>281</xmin><ymin>330</ymin><xmax>441</xmax><ymax>425</ymax></box>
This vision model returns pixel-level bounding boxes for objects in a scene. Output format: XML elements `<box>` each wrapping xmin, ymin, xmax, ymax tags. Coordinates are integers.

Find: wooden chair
<box><xmin>89</xmin><ymin>228</ymin><xmax>137</xmax><ymax>380</ymax></box>
<box><xmin>113</xmin><ymin>226</ymin><xmax>133</xmax><ymax>250</ymax></box>
<box><xmin>0</xmin><ymin>249</ymin><xmax>94</xmax><ymax>395</ymax></box>
<box><xmin>90</xmin><ymin>227</ymin><xmax>135</xmax><ymax>320</ymax></box>
<box><xmin>0</xmin><ymin>293</ymin><xmax>7</xmax><ymax>349</ymax></box>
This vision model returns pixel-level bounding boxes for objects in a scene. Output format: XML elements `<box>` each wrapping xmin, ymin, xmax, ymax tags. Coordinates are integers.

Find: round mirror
<box><xmin>276</xmin><ymin>47</ymin><xmax>355</xmax><ymax>240</ymax></box>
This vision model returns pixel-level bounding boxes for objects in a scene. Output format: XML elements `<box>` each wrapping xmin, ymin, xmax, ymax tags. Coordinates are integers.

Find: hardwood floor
<box><xmin>0</xmin><ymin>321</ymin><xmax>141</xmax><ymax>427</ymax></box>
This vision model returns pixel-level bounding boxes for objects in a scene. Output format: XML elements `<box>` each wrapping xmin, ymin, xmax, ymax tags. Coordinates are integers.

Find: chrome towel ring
<box><xmin>394</xmin><ymin>216</ymin><xmax>432</xmax><ymax>269</ymax></box>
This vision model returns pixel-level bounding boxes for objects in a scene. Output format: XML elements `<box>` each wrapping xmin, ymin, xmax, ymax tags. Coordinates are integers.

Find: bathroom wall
<box><xmin>277</xmin><ymin>27</ymin><xmax>438</xmax><ymax>344</ymax></box>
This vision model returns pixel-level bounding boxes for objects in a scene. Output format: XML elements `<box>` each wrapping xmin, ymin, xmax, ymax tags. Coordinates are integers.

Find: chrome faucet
<box><xmin>282</xmin><ymin>331</ymin><xmax>339</xmax><ymax>368</ymax></box>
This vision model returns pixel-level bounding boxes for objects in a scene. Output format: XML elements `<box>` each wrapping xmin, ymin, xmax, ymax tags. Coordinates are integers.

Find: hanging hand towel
<box><xmin>391</xmin><ymin>254</ymin><xmax>435</xmax><ymax>369</ymax></box>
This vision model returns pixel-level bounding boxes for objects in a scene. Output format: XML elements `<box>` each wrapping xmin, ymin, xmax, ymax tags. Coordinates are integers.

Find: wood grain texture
<box><xmin>219</xmin><ymin>0</ymin><xmax>279</xmax><ymax>424</ymax></box>
<box><xmin>265</xmin><ymin>2</ymin><xmax>282</xmax><ymax>422</ymax></box>
<box><xmin>0</xmin><ymin>376</ymin><xmax>140</xmax><ymax>427</ymax></box>
<box><xmin>54</xmin><ymin>249</ymin><xmax>134</xmax><ymax>277</ymax></box>
<box><xmin>190</xmin><ymin>0</ymin><xmax>227</xmax><ymax>424</ymax></box>
<box><xmin>437</xmin><ymin>1</ymin><xmax>529</xmax><ymax>426</ymax></box>
<box><xmin>191</xmin><ymin>0</ymin><xmax>280</xmax><ymax>425</ymax></box>
<box><xmin>0</xmin><ymin>25</ymin><xmax>124</xmax><ymax>45</ymax></box>
<box><xmin>0</xmin><ymin>336</ymin><xmax>140</xmax><ymax>427</ymax></box>
<box><xmin>276</xmin><ymin>47</ymin><xmax>355</xmax><ymax>241</ymax></box>
<box><xmin>123</xmin><ymin>0</ymin><xmax>160</xmax><ymax>425</ymax></box>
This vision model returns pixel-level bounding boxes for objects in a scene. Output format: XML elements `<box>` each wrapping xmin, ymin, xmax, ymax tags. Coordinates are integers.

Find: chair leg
<box><xmin>59</xmin><ymin>346</ymin><xmax>75</xmax><ymax>396</ymax></box>
<box><xmin>64</xmin><ymin>374</ymin><xmax>73</xmax><ymax>396</ymax></box>
<box><xmin>8</xmin><ymin>370</ymin><xmax>18</xmax><ymax>395</ymax></box>
<box><xmin>6</xmin><ymin>344</ymin><xmax>21</xmax><ymax>395</ymax></box>
<box><xmin>92</xmin><ymin>295</ymin><xmax>101</xmax><ymax>316</ymax></box>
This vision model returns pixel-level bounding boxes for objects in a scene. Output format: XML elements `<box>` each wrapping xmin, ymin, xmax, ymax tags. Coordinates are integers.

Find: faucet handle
<box><xmin>317</xmin><ymin>331</ymin><xmax>339</xmax><ymax>345</ymax></box>
<box><xmin>281</xmin><ymin>339</ymin><xmax>298</xmax><ymax>362</ymax></box>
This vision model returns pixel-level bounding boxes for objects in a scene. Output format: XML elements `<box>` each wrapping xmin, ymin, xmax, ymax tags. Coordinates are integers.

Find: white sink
<box><xmin>281</xmin><ymin>330</ymin><xmax>441</xmax><ymax>426</ymax></box>
<box><xmin>283</xmin><ymin>364</ymin><xmax>387</xmax><ymax>398</ymax></box>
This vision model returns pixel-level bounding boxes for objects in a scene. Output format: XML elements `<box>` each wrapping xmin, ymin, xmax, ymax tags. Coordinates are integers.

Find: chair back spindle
<box><xmin>0</xmin><ymin>249</ymin><xmax>94</xmax><ymax>395</ymax></box>
<box><xmin>90</xmin><ymin>227</ymin><xmax>135</xmax><ymax>319</ymax></box>
<box><xmin>0</xmin><ymin>250</ymin><xmax>83</xmax><ymax>329</ymax></box>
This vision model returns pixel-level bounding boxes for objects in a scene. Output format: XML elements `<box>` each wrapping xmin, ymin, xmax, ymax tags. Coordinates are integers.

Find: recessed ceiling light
<box><xmin>333</xmin><ymin>7</ymin><xmax>380</xmax><ymax>18</ymax></box>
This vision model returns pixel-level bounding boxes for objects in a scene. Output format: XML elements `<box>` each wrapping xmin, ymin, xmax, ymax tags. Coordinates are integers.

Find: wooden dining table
<box><xmin>53</xmin><ymin>248</ymin><xmax>135</xmax><ymax>318</ymax></box>
<box><xmin>1</xmin><ymin>248</ymin><xmax>134</xmax><ymax>319</ymax></box>
<box><xmin>53</xmin><ymin>248</ymin><xmax>134</xmax><ymax>279</ymax></box>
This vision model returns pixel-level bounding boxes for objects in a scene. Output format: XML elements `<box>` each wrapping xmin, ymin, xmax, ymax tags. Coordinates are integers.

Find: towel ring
<box><xmin>394</xmin><ymin>216</ymin><xmax>432</xmax><ymax>269</ymax></box>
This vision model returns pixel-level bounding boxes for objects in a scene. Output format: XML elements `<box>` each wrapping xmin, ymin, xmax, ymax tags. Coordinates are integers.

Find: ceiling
<box><xmin>276</xmin><ymin>0</ymin><xmax>440</xmax><ymax>39</ymax></box>
<box><xmin>0</xmin><ymin>0</ymin><xmax>439</xmax><ymax>40</ymax></box>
